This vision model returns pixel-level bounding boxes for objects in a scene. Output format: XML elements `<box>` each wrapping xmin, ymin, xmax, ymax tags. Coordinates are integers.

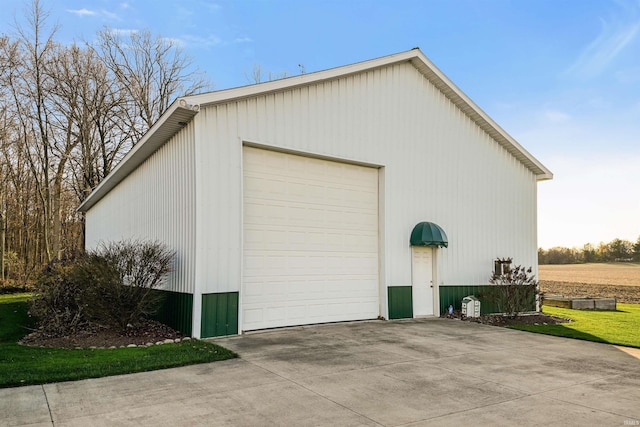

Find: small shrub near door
<box><xmin>30</xmin><ymin>240</ymin><xmax>175</xmax><ymax>336</ymax></box>
<box><xmin>479</xmin><ymin>260</ymin><xmax>539</xmax><ymax>318</ymax></box>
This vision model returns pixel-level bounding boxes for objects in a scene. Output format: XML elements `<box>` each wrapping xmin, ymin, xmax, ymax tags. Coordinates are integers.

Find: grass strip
<box><xmin>0</xmin><ymin>293</ymin><xmax>237</xmax><ymax>388</ymax></box>
<box><xmin>510</xmin><ymin>303</ymin><xmax>640</xmax><ymax>348</ymax></box>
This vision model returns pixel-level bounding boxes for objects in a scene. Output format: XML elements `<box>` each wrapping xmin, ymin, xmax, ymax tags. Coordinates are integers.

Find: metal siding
<box><xmin>388</xmin><ymin>286</ymin><xmax>413</xmax><ymax>319</ymax></box>
<box><xmin>195</xmin><ymin>106</ymin><xmax>243</xmax><ymax>295</ymax></box>
<box><xmin>85</xmin><ymin>123</ymin><xmax>196</xmax><ymax>295</ymax></box>
<box><xmin>439</xmin><ymin>285</ymin><xmax>535</xmax><ymax>315</ymax></box>
<box><xmin>153</xmin><ymin>290</ymin><xmax>193</xmax><ymax>336</ymax></box>
<box><xmin>195</xmin><ymin>61</ymin><xmax>537</xmax><ymax>302</ymax></box>
<box><xmin>200</xmin><ymin>292</ymin><xmax>239</xmax><ymax>338</ymax></box>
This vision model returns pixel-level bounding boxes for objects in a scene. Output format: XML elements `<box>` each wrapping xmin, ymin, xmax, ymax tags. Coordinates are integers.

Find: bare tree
<box><xmin>246</xmin><ymin>62</ymin><xmax>263</xmax><ymax>84</ymax></box>
<box><xmin>0</xmin><ymin>0</ymin><xmax>213</xmax><ymax>279</ymax></box>
<box><xmin>0</xmin><ymin>36</ymin><xmax>16</xmax><ymax>279</ymax></box>
<box><xmin>94</xmin><ymin>28</ymin><xmax>209</xmax><ymax>141</ymax></box>
<box><xmin>3</xmin><ymin>0</ymin><xmax>61</xmax><ymax>262</ymax></box>
<box><xmin>245</xmin><ymin>62</ymin><xmax>288</xmax><ymax>84</ymax></box>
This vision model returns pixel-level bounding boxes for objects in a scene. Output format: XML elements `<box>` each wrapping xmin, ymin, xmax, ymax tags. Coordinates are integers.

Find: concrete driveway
<box><xmin>3</xmin><ymin>318</ymin><xmax>639</xmax><ymax>426</ymax></box>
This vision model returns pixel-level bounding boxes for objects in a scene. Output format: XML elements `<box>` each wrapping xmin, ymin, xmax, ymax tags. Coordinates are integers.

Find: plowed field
<box><xmin>539</xmin><ymin>263</ymin><xmax>640</xmax><ymax>304</ymax></box>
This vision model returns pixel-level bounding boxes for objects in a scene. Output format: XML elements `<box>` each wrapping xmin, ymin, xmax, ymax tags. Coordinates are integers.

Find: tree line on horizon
<box><xmin>0</xmin><ymin>1</ymin><xmax>208</xmax><ymax>284</ymax></box>
<box><xmin>538</xmin><ymin>237</ymin><xmax>640</xmax><ymax>265</ymax></box>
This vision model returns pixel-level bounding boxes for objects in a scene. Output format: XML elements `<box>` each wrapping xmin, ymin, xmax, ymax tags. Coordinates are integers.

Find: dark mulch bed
<box><xmin>20</xmin><ymin>319</ymin><xmax>184</xmax><ymax>349</ymax></box>
<box><xmin>441</xmin><ymin>311</ymin><xmax>571</xmax><ymax>326</ymax></box>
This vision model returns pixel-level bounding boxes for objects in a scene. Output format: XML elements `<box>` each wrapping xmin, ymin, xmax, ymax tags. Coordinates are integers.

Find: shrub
<box><xmin>85</xmin><ymin>240</ymin><xmax>175</xmax><ymax>329</ymax></box>
<box><xmin>29</xmin><ymin>256</ymin><xmax>90</xmax><ymax>336</ymax></box>
<box><xmin>29</xmin><ymin>240</ymin><xmax>175</xmax><ymax>336</ymax></box>
<box><xmin>480</xmin><ymin>261</ymin><xmax>539</xmax><ymax>318</ymax></box>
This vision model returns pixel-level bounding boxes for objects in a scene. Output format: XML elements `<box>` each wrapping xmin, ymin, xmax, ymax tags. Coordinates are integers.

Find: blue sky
<box><xmin>3</xmin><ymin>0</ymin><xmax>640</xmax><ymax>249</ymax></box>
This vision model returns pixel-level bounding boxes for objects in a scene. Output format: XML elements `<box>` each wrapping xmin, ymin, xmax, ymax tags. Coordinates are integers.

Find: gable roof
<box><xmin>79</xmin><ymin>48</ymin><xmax>552</xmax><ymax>212</ymax></box>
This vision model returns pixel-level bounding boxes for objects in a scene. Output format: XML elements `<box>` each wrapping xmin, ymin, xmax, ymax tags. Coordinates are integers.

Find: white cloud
<box><xmin>67</xmin><ymin>7</ymin><xmax>120</xmax><ymax>20</ymax></box>
<box><xmin>67</xmin><ymin>8</ymin><xmax>97</xmax><ymax>17</ymax></box>
<box><xmin>234</xmin><ymin>37</ymin><xmax>253</xmax><ymax>43</ymax></box>
<box><xmin>180</xmin><ymin>34</ymin><xmax>222</xmax><ymax>48</ymax></box>
<box><xmin>163</xmin><ymin>37</ymin><xmax>185</xmax><ymax>48</ymax></box>
<box><xmin>199</xmin><ymin>1</ymin><xmax>221</xmax><ymax>12</ymax></box>
<box><xmin>100</xmin><ymin>9</ymin><xmax>121</xmax><ymax>21</ymax></box>
<box><xmin>543</xmin><ymin>110</ymin><xmax>571</xmax><ymax>124</ymax></box>
<box><xmin>109</xmin><ymin>28</ymin><xmax>139</xmax><ymax>36</ymax></box>
<box><xmin>565</xmin><ymin>5</ymin><xmax>640</xmax><ymax>78</ymax></box>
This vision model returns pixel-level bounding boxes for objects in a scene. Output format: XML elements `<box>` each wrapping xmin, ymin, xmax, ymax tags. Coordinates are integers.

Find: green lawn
<box><xmin>0</xmin><ymin>293</ymin><xmax>237</xmax><ymax>388</ymax></box>
<box><xmin>511</xmin><ymin>303</ymin><xmax>640</xmax><ymax>348</ymax></box>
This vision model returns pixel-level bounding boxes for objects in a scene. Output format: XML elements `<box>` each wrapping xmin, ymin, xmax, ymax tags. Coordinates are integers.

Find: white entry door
<box><xmin>412</xmin><ymin>247</ymin><xmax>433</xmax><ymax>316</ymax></box>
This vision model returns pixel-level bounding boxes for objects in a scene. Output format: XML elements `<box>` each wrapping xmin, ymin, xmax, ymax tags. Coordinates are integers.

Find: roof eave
<box><xmin>184</xmin><ymin>50</ymin><xmax>423</xmax><ymax>108</ymax></box>
<box><xmin>81</xmin><ymin>48</ymin><xmax>553</xmax><ymax>213</ymax></box>
<box><xmin>77</xmin><ymin>101</ymin><xmax>199</xmax><ymax>212</ymax></box>
<box><xmin>185</xmin><ymin>48</ymin><xmax>552</xmax><ymax>180</ymax></box>
<box><xmin>408</xmin><ymin>53</ymin><xmax>553</xmax><ymax>180</ymax></box>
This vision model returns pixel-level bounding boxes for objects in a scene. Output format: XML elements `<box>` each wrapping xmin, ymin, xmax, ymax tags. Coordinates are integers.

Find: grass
<box><xmin>510</xmin><ymin>303</ymin><xmax>640</xmax><ymax>348</ymax></box>
<box><xmin>0</xmin><ymin>293</ymin><xmax>237</xmax><ymax>388</ymax></box>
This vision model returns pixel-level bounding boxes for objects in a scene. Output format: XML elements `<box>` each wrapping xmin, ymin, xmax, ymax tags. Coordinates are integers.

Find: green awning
<box><xmin>410</xmin><ymin>222</ymin><xmax>448</xmax><ymax>248</ymax></box>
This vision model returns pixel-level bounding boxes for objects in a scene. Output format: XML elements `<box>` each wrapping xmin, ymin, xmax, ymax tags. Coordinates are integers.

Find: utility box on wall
<box><xmin>462</xmin><ymin>295</ymin><xmax>481</xmax><ymax>318</ymax></box>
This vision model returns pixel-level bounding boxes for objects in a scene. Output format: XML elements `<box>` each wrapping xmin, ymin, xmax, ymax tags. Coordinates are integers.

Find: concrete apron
<box><xmin>2</xmin><ymin>318</ymin><xmax>639</xmax><ymax>426</ymax></box>
<box><xmin>616</xmin><ymin>346</ymin><xmax>640</xmax><ymax>360</ymax></box>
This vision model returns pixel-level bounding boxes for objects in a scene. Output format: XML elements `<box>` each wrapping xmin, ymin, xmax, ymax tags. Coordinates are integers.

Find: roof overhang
<box><xmin>78</xmin><ymin>100</ymin><xmax>199</xmax><ymax>212</ymax></box>
<box><xmin>410</xmin><ymin>222</ymin><xmax>448</xmax><ymax>248</ymax></box>
<box><xmin>407</xmin><ymin>55</ymin><xmax>552</xmax><ymax>181</ymax></box>
<box><xmin>183</xmin><ymin>48</ymin><xmax>552</xmax><ymax>181</ymax></box>
<box><xmin>80</xmin><ymin>47</ymin><xmax>553</xmax><ymax>213</ymax></box>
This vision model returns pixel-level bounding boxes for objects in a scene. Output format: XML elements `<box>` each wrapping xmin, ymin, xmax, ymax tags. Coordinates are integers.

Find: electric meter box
<box><xmin>461</xmin><ymin>295</ymin><xmax>481</xmax><ymax>318</ymax></box>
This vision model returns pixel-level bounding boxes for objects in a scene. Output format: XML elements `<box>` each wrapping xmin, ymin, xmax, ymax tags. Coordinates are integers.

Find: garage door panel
<box><xmin>343</xmin><ymin>233</ymin><xmax>378</xmax><ymax>249</ymax></box>
<box><xmin>245</xmin><ymin>237</ymin><xmax>377</xmax><ymax>254</ymax></box>
<box><xmin>286</xmin><ymin>305</ymin><xmax>307</xmax><ymax>320</ymax></box>
<box><xmin>242</xmin><ymin>146</ymin><xmax>379</xmax><ymax>331</ymax></box>
<box><xmin>245</xmin><ymin>252</ymin><xmax>379</xmax><ymax>272</ymax></box>
<box><xmin>243</xmin><ymin>308</ymin><xmax>264</xmax><ymax>325</ymax></box>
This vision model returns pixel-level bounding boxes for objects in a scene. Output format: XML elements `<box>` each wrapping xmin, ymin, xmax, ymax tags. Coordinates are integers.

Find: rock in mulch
<box><xmin>20</xmin><ymin>318</ymin><xmax>186</xmax><ymax>349</ymax></box>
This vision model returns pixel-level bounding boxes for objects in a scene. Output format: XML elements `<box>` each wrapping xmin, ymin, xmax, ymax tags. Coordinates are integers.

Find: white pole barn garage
<box><xmin>79</xmin><ymin>48</ymin><xmax>552</xmax><ymax>338</ymax></box>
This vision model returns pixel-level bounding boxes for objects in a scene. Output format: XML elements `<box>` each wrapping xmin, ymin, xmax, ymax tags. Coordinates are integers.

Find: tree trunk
<box><xmin>51</xmin><ymin>175</ymin><xmax>62</xmax><ymax>260</ymax></box>
<box><xmin>0</xmin><ymin>188</ymin><xmax>5</xmax><ymax>281</ymax></box>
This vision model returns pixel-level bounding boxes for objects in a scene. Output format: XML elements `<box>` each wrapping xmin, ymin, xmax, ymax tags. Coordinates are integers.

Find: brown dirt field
<box><xmin>539</xmin><ymin>263</ymin><xmax>640</xmax><ymax>303</ymax></box>
<box><xmin>539</xmin><ymin>263</ymin><xmax>640</xmax><ymax>286</ymax></box>
<box><xmin>540</xmin><ymin>280</ymin><xmax>640</xmax><ymax>304</ymax></box>
<box><xmin>539</xmin><ymin>263</ymin><xmax>640</xmax><ymax>304</ymax></box>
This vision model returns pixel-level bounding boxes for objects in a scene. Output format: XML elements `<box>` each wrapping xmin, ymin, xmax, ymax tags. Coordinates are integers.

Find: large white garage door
<box><xmin>242</xmin><ymin>146</ymin><xmax>379</xmax><ymax>331</ymax></box>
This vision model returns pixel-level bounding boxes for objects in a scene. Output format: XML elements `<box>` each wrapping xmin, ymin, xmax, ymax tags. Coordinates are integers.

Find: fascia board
<box><xmin>81</xmin><ymin>48</ymin><xmax>553</xmax><ymax>214</ymax></box>
<box><xmin>185</xmin><ymin>48</ymin><xmax>552</xmax><ymax>180</ymax></box>
<box><xmin>78</xmin><ymin>101</ymin><xmax>199</xmax><ymax>212</ymax></box>
<box><xmin>409</xmin><ymin>51</ymin><xmax>553</xmax><ymax>181</ymax></box>
<box><xmin>184</xmin><ymin>49</ymin><xmax>420</xmax><ymax>107</ymax></box>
